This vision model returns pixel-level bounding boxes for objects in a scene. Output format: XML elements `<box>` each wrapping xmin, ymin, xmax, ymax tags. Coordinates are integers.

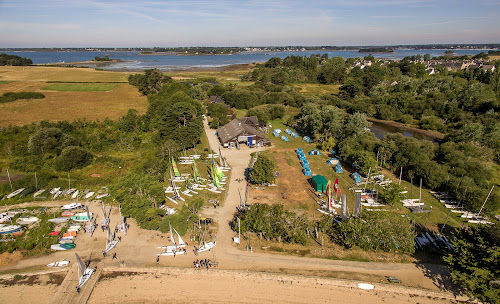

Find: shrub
<box><xmin>55</xmin><ymin>146</ymin><xmax>93</xmax><ymax>171</ymax></box>
<box><xmin>0</xmin><ymin>92</ymin><xmax>45</xmax><ymax>103</ymax></box>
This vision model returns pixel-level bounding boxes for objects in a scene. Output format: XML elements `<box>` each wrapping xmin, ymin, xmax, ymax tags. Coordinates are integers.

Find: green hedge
<box><xmin>0</xmin><ymin>92</ymin><xmax>45</xmax><ymax>103</ymax></box>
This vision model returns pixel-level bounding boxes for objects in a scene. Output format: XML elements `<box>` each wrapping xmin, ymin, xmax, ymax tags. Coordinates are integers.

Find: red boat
<box><xmin>61</xmin><ymin>211</ymin><xmax>75</xmax><ymax>217</ymax></box>
<box><xmin>49</xmin><ymin>231</ymin><xmax>60</xmax><ymax>236</ymax></box>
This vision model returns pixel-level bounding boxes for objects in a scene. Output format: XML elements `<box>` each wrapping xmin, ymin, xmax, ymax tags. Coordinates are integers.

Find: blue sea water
<box><xmin>2</xmin><ymin>49</ymin><xmax>491</xmax><ymax>71</ymax></box>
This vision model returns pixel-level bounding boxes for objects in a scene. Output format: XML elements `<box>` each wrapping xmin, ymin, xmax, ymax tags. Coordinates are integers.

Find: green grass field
<box><xmin>42</xmin><ymin>83</ymin><xmax>117</xmax><ymax>91</ymax></box>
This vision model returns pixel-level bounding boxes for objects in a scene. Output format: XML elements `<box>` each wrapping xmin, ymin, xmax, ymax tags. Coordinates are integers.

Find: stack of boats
<box><xmin>4</xmin><ymin>186</ymin><xmax>102</xmax><ymax>201</ymax></box>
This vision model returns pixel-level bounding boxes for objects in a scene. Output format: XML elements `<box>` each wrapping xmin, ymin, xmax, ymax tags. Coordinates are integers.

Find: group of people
<box><xmin>102</xmin><ymin>250</ymin><xmax>117</xmax><ymax>260</ymax></box>
<box><xmin>193</xmin><ymin>258</ymin><xmax>212</xmax><ymax>269</ymax></box>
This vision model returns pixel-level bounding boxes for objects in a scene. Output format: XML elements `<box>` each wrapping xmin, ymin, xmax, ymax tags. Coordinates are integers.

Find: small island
<box><xmin>358</xmin><ymin>47</ymin><xmax>395</xmax><ymax>53</ymax></box>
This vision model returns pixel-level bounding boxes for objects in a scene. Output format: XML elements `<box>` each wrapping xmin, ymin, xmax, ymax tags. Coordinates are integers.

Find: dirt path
<box><xmin>0</xmin><ymin>120</ymin><xmax>455</xmax><ymax>303</ymax></box>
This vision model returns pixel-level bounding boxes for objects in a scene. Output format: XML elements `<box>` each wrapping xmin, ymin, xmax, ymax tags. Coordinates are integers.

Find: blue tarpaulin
<box><xmin>308</xmin><ymin>149</ymin><xmax>321</xmax><ymax>155</ymax></box>
<box><xmin>281</xmin><ymin>135</ymin><xmax>289</xmax><ymax>142</ymax></box>
<box><xmin>335</xmin><ymin>163</ymin><xmax>343</xmax><ymax>173</ymax></box>
<box><xmin>351</xmin><ymin>172</ymin><xmax>362</xmax><ymax>183</ymax></box>
<box><xmin>303</xmin><ymin>168</ymin><xmax>312</xmax><ymax>176</ymax></box>
<box><xmin>303</xmin><ymin>136</ymin><xmax>311</xmax><ymax>143</ymax></box>
<box><xmin>326</xmin><ymin>158</ymin><xmax>339</xmax><ymax>165</ymax></box>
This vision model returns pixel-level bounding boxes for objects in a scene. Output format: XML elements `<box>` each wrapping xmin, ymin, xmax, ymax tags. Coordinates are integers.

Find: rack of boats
<box><xmin>3</xmin><ymin>186</ymin><xmax>106</xmax><ymax>202</ymax></box>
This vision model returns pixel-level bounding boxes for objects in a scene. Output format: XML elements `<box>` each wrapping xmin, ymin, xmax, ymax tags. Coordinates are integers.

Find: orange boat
<box><xmin>63</xmin><ymin>231</ymin><xmax>77</xmax><ymax>238</ymax></box>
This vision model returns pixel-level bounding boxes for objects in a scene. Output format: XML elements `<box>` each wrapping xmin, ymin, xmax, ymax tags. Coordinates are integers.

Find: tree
<box><xmin>317</xmin><ymin>57</ymin><xmax>347</xmax><ymax>84</ymax></box>
<box><xmin>379</xmin><ymin>183</ymin><xmax>405</xmax><ymax>206</ymax></box>
<box><xmin>342</xmin><ymin>112</ymin><xmax>372</xmax><ymax>138</ymax></box>
<box><xmin>444</xmin><ymin>225</ymin><xmax>500</xmax><ymax>304</ymax></box>
<box><xmin>249</xmin><ymin>154</ymin><xmax>276</xmax><ymax>184</ymax></box>
<box><xmin>334</xmin><ymin>211</ymin><xmax>415</xmax><ymax>253</ymax></box>
<box><xmin>264</xmin><ymin>57</ymin><xmax>282</xmax><ymax>68</ymax></box>
<box><xmin>28</xmin><ymin>128</ymin><xmax>79</xmax><ymax>155</ymax></box>
<box><xmin>54</xmin><ymin>146</ymin><xmax>93</xmax><ymax>171</ymax></box>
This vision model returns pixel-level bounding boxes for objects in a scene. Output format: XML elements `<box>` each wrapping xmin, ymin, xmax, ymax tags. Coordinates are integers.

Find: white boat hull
<box><xmin>78</xmin><ymin>268</ymin><xmax>95</xmax><ymax>288</ymax></box>
<box><xmin>105</xmin><ymin>240</ymin><xmax>118</xmax><ymax>253</ymax></box>
<box><xmin>197</xmin><ymin>241</ymin><xmax>216</xmax><ymax>253</ymax></box>
<box><xmin>47</xmin><ymin>260</ymin><xmax>70</xmax><ymax>268</ymax></box>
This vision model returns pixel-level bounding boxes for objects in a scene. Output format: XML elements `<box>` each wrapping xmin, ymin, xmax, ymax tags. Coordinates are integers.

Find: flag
<box><xmin>333</xmin><ymin>178</ymin><xmax>339</xmax><ymax>195</ymax></box>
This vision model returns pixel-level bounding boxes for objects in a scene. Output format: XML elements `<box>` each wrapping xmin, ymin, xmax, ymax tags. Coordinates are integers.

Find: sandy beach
<box><xmin>0</xmin><ymin>120</ymin><xmax>462</xmax><ymax>304</ymax></box>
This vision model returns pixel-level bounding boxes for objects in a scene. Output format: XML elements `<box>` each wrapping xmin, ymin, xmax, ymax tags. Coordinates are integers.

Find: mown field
<box><xmin>42</xmin><ymin>83</ymin><xmax>117</xmax><ymax>91</ymax></box>
<box><xmin>0</xmin><ymin>66</ymin><xmax>147</xmax><ymax>126</ymax></box>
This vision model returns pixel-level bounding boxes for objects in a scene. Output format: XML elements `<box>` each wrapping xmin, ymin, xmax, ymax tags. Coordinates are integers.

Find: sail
<box><xmin>214</xmin><ymin>173</ymin><xmax>222</xmax><ymax>189</ymax></box>
<box><xmin>172</xmin><ymin>157</ymin><xmax>180</xmax><ymax>177</ymax></box>
<box><xmin>101</xmin><ymin>201</ymin><xmax>107</xmax><ymax>220</ymax></box>
<box><xmin>326</xmin><ymin>180</ymin><xmax>332</xmax><ymax>208</ymax></box>
<box><xmin>192</xmin><ymin>160</ymin><xmax>200</xmax><ymax>183</ymax></box>
<box><xmin>174</xmin><ymin>228</ymin><xmax>186</xmax><ymax>246</ymax></box>
<box><xmin>215</xmin><ymin>164</ymin><xmax>225</xmax><ymax>180</ymax></box>
<box><xmin>169</xmin><ymin>224</ymin><xmax>176</xmax><ymax>246</ymax></box>
<box><xmin>75</xmin><ymin>253</ymin><xmax>85</xmax><ymax>275</ymax></box>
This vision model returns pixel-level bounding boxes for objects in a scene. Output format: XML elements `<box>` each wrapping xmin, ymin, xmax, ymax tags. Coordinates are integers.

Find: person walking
<box><xmin>156</xmin><ymin>255</ymin><xmax>160</xmax><ymax>266</ymax></box>
<box><xmin>112</xmin><ymin>252</ymin><xmax>117</xmax><ymax>260</ymax></box>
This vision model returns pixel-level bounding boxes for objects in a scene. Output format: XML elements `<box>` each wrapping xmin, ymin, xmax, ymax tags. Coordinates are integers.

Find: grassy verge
<box><xmin>42</xmin><ymin>83</ymin><xmax>117</xmax><ymax>92</ymax></box>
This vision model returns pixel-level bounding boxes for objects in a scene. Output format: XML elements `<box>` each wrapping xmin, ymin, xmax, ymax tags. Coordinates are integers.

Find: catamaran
<box><xmin>166</xmin><ymin>169</ymin><xmax>185</xmax><ymax>204</ymax></box>
<box><xmin>116</xmin><ymin>204</ymin><xmax>127</xmax><ymax>235</ymax></box>
<box><xmin>75</xmin><ymin>253</ymin><xmax>94</xmax><ymax>289</ymax></box>
<box><xmin>157</xmin><ymin>224</ymin><xmax>187</xmax><ymax>256</ymax></box>
<box><xmin>218</xmin><ymin>146</ymin><xmax>231</xmax><ymax>171</ymax></box>
<box><xmin>100</xmin><ymin>201</ymin><xmax>111</xmax><ymax>228</ymax></box>
<box><xmin>84</xmin><ymin>206</ymin><xmax>96</xmax><ymax>237</ymax></box>
<box><xmin>104</xmin><ymin>224</ymin><xmax>118</xmax><ymax>253</ymax></box>
<box><xmin>197</xmin><ymin>233</ymin><xmax>216</xmax><ymax>253</ymax></box>
<box><xmin>170</xmin><ymin>157</ymin><xmax>185</xmax><ymax>182</ymax></box>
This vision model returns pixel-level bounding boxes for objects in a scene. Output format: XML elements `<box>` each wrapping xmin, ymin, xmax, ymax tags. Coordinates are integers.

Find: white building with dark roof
<box><xmin>216</xmin><ymin>117</ymin><xmax>271</xmax><ymax>148</ymax></box>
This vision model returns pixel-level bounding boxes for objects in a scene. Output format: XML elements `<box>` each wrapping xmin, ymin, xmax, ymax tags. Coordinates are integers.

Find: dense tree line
<box><xmin>444</xmin><ymin>224</ymin><xmax>500</xmax><ymax>304</ymax></box>
<box><xmin>0</xmin><ymin>92</ymin><xmax>45</xmax><ymax>103</ymax></box>
<box><xmin>0</xmin><ymin>53</ymin><xmax>32</xmax><ymax>66</ymax></box>
<box><xmin>234</xmin><ymin>203</ymin><xmax>309</xmax><ymax>245</ymax></box>
<box><xmin>319</xmin><ymin>211</ymin><xmax>415</xmax><ymax>254</ymax></box>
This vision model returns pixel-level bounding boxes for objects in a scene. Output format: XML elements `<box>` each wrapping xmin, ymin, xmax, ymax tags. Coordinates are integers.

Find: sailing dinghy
<box><xmin>76</xmin><ymin>253</ymin><xmax>94</xmax><ymax>289</ymax></box>
<box><xmin>157</xmin><ymin>224</ymin><xmax>187</xmax><ymax>256</ymax></box>
<box><xmin>104</xmin><ymin>225</ymin><xmax>118</xmax><ymax>253</ymax></box>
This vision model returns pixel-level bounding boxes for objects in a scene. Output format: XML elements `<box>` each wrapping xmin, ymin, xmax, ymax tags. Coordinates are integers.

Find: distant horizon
<box><xmin>1</xmin><ymin>1</ymin><xmax>499</xmax><ymax>48</ymax></box>
<box><xmin>2</xmin><ymin>43</ymin><xmax>500</xmax><ymax>49</ymax></box>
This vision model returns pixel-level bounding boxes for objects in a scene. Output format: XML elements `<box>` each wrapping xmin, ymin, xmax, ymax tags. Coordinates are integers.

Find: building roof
<box><xmin>209</xmin><ymin>95</ymin><xmax>225</xmax><ymax>104</ymax></box>
<box><xmin>217</xmin><ymin>117</ymin><xmax>270</xmax><ymax>144</ymax></box>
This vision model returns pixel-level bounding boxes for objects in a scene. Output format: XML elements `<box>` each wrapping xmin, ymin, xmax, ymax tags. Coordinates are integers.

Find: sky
<box><xmin>0</xmin><ymin>0</ymin><xmax>499</xmax><ymax>47</ymax></box>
